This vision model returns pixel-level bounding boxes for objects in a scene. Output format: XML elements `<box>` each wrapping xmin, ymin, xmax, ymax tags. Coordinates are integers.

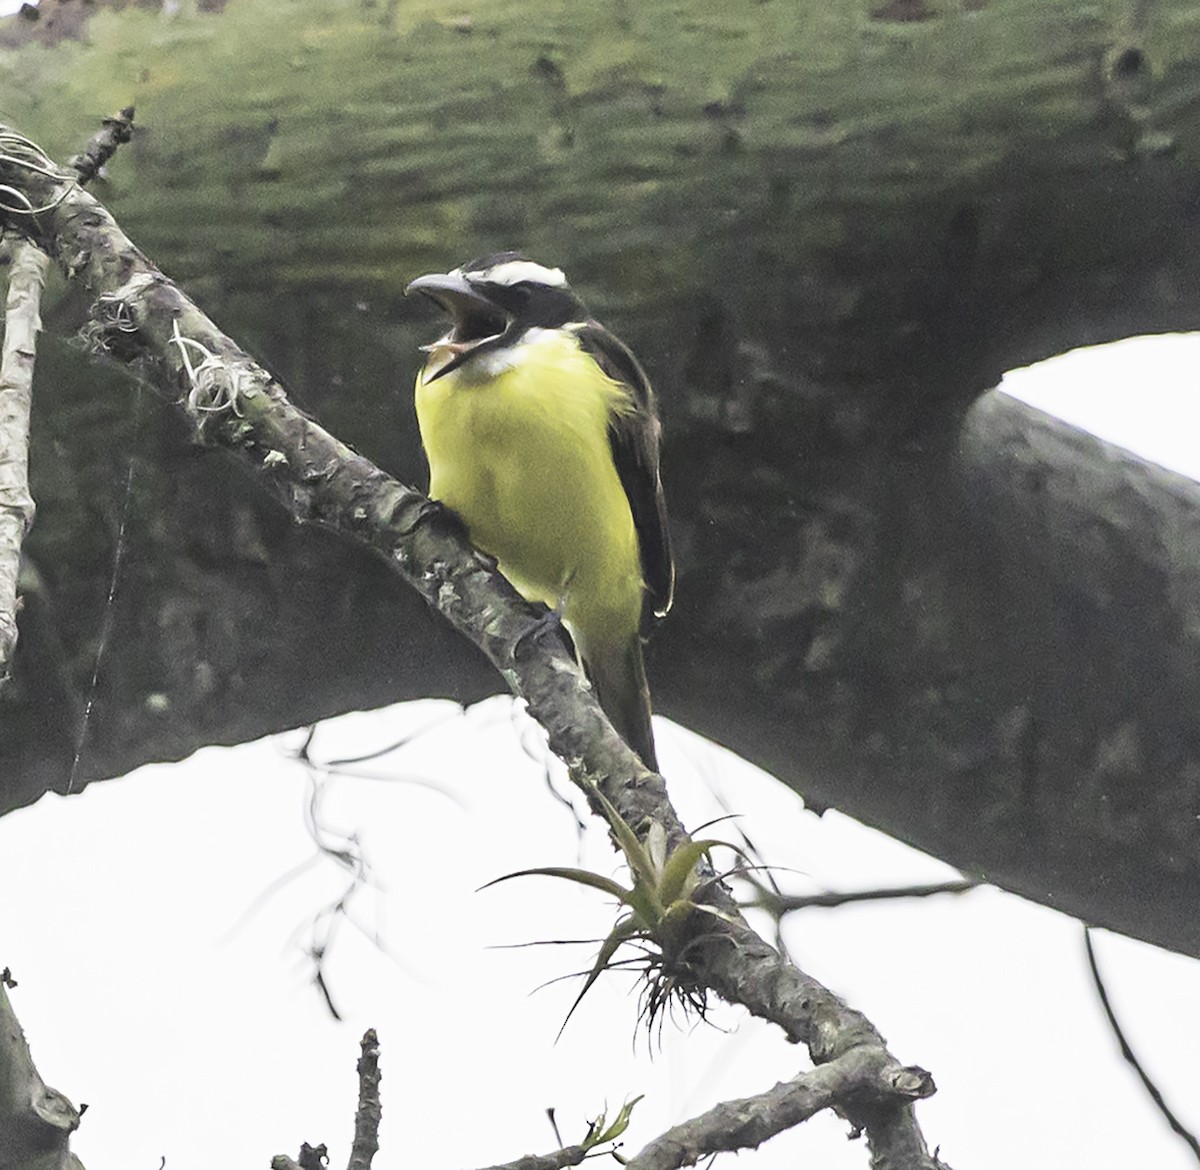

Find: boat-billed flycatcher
<box><xmin>406</xmin><ymin>253</ymin><xmax>673</xmax><ymax>771</ymax></box>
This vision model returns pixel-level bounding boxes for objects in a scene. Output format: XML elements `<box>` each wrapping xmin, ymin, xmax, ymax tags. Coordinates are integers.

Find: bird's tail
<box><xmin>583</xmin><ymin>631</ymin><xmax>659</xmax><ymax>772</ymax></box>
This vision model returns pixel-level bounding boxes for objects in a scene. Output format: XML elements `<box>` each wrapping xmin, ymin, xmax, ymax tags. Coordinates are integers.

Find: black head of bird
<box><xmin>406</xmin><ymin>252</ymin><xmax>589</xmax><ymax>382</ymax></box>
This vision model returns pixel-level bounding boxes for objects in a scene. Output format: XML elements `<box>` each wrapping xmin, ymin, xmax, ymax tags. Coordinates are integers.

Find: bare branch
<box><xmin>623</xmin><ymin>1047</ymin><xmax>935</xmax><ymax>1170</ymax></box>
<box><xmin>67</xmin><ymin>106</ymin><xmax>135</xmax><ymax>185</ymax></box>
<box><xmin>0</xmin><ymin>236</ymin><xmax>44</xmax><ymax>685</ymax></box>
<box><xmin>347</xmin><ymin>1029</ymin><xmax>382</xmax><ymax>1170</ymax></box>
<box><xmin>470</xmin><ymin>1146</ymin><xmax>589</xmax><ymax>1170</ymax></box>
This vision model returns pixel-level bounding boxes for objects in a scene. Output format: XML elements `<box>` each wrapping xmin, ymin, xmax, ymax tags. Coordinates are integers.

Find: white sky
<box><xmin>1004</xmin><ymin>334</ymin><xmax>1200</xmax><ymax>480</ymax></box>
<box><xmin>2</xmin><ymin>334</ymin><xmax>1200</xmax><ymax>1169</ymax></box>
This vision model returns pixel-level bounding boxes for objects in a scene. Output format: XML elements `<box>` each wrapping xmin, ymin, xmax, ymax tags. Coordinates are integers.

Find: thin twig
<box><xmin>1084</xmin><ymin>927</ymin><xmax>1200</xmax><ymax>1160</ymax></box>
<box><xmin>66</xmin><ymin>412</ymin><xmax>140</xmax><ymax>794</ymax></box>
<box><xmin>743</xmin><ymin>878</ymin><xmax>981</xmax><ymax>915</ymax></box>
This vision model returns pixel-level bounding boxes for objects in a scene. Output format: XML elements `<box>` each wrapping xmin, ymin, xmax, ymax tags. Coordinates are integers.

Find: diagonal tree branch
<box><xmin>0</xmin><ymin>125</ymin><xmax>944</xmax><ymax>1167</ymax></box>
<box><xmin>623</xmin><ymin>1047</ymin><xmax>935</xmax><ymax>1170</ymax></box>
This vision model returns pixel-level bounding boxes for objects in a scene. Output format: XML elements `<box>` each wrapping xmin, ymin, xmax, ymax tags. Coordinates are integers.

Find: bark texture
<box><xmin>2</xmin><ymin>0</ymin><xmax>1200</xmax><ymax>956</ymax></box>
<box><xmin>0</xmin><ymin>240</ymin><xmax>44</xmax><ymax>683</ymax></box>
<box><xmin>0</xmin><ymin>977</ymin><xmax>85</xmax><ymax>1170</ymax></box>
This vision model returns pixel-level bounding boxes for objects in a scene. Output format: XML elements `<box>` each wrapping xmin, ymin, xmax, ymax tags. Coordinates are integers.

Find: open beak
<box><xmin>406</xmin><ymin>271</ymin><xmax>510</xmax><ymax>382</ymax></box>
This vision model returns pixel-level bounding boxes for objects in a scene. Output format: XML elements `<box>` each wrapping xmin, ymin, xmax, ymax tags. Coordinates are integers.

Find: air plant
<box><xmin>484</xmin><ymin>787</ymin><xmax>749</xmax><ymax>1036</ymax></box>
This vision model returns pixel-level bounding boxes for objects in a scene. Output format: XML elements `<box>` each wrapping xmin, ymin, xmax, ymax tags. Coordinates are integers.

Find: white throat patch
<box><xmin>452</xmin><ymin>326</ymin><xmax>560</xmax><ymax>380</ymax></box>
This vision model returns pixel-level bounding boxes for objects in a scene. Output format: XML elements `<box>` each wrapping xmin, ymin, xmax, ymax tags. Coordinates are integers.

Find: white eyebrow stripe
<box><xmin>477</xmin><ymin>260</ymin><xmax>568</xmax><ymax>287</ymax></box>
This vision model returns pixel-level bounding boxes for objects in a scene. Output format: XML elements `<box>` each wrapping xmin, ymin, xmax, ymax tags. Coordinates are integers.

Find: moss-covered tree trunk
<box><xmin>3</xmin><ymin>0</ymin><xmax>1200</xmax><ymax>956</ymax></box>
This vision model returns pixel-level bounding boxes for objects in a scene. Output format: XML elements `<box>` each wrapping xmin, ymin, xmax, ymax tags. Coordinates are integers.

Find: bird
<box><xmin>406</xmin><ymin>252</ymin><xmax>673</xmax><ymax>771</ymax></box>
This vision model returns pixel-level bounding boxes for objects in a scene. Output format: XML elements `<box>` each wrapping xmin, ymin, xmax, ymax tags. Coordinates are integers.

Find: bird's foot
<box><xmin>513</xmin><ymin>605</ymin><xmax>574</xmax><ymax>664</ymax></box>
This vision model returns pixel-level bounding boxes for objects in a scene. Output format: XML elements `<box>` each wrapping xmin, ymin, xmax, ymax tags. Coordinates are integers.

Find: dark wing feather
<box><xmin>574</xmin><ymin>321</ymin><xmax>674</xmax><ymax>621</ymax></box>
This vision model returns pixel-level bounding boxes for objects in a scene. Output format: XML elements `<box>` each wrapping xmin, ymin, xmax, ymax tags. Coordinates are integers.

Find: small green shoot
<box><xmin>582</xmin><ymin>1095</ymin><xmax>644</xmax><ymax>1152</ymax></box>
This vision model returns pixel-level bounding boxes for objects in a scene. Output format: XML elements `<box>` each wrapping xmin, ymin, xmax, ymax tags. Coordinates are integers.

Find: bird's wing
<box><xmin>574</xmin><ymin>321</ymin><xmax>674</xmax><ymax>620</ymax></box>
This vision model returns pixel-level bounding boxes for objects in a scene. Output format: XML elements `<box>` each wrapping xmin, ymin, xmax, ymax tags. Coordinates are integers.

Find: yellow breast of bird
<box><xmin>415</xmin><ymin>328</ymin><xmax>644</xmax><ymax>634</ymax></box>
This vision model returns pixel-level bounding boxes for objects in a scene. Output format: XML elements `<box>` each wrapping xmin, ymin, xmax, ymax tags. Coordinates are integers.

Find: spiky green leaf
<box><xmin>656</xmin><ymin>838</ymin><xmax>720</xmax><ymax>907</ymax></box>
<box><xmin>481</xmin><ymin>866</ymin><xmax>634</xmax><ymax>904</ymax></box>
<box><xmin>590</xmin><ymin>788</ymin><xmax>662</xmax><ymax>892</ymax></box>
<box><xmin>558</xmin><ymin>916</ymin><xmax>641</xmax><ymax>1038</ymax></box>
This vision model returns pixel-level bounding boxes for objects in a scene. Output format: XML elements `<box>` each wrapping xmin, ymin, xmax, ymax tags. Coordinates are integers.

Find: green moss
<box><xmin>1</xmin><ymin>0</ymin><xmax>1197</xmax><ymax>346</ymax></box>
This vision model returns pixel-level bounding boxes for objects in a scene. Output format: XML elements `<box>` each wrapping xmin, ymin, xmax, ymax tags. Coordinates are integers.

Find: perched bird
<box><xmin>406</xmin><ymin>252</ymin><xmax>673</xmax><ymax>770</ymax></box>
